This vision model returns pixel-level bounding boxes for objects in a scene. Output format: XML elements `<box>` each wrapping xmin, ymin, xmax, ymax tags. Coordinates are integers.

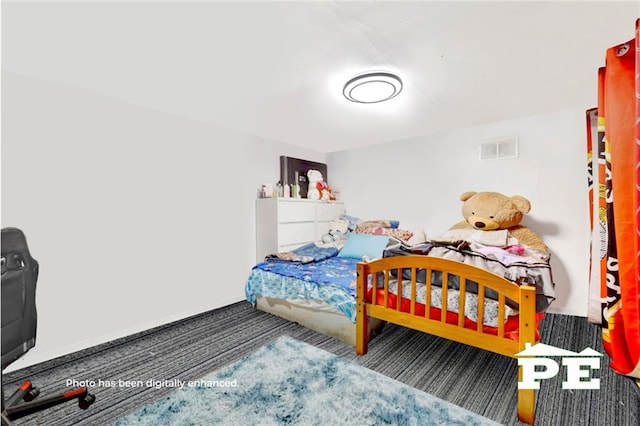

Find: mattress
<box><xmin>255</xmin><ymin>296</ymin><xmax>382</xmax><ymax>346</ymax></box>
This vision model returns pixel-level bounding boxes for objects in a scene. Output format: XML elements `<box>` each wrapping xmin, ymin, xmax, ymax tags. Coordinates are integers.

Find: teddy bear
<box><xmin>448</xmin><ymin>191</ymin><xmax>549</xmax><ymax>254</ymax></box>
<box><xmin>306</xmin><ymin>169</ymin><xmax>334</xmax><ymax>201</ymax></box>
<box><xmin>321</xmin><ymin>217</ymin><xmax>350</xmax><ymax>243</ymax></box>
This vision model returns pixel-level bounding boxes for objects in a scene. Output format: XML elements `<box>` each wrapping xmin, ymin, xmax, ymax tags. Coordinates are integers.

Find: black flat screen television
<box><xmin>280</xmin><ymin>156</ymin><xmax>328</xmax><ymax>199</ymax></box>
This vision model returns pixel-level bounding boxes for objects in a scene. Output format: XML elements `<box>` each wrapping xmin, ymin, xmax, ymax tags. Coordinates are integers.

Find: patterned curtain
<box><xmin>587</xmin><ymin>19</ymin><xmax>640</xmax><ymax>380</ymax></box>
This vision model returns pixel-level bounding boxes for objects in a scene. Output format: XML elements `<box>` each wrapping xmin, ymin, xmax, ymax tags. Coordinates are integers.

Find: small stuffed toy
<box><xmin>449</xmin><ymin>191</ymin><xmax>549</xmax><ymax>254</ymax></box>
<box><xmin>321</xmin><ymin>217</ymin><xmax>350</xmax><ymax>243</ymax></box>
<box><xmin>322</xmin><ymin>183</ymin><xmax>336</xmax><ymax>201</ymax></box>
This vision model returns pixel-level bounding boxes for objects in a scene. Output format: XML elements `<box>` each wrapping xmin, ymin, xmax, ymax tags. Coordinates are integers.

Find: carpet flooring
<box><xmin>3</xmin><ymin>301</ymin><xmax>639</xmax><ymax>425</ymax></box>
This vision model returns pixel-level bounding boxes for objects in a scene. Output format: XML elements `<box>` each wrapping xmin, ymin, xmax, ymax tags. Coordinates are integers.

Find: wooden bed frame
<box><xmin>355</xmin><ymin>255</ymin><xmax>538</xmax><ymax>425</ymax></box>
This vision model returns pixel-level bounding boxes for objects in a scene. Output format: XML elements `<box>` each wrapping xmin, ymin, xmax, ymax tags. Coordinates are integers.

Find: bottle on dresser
<box><xmin>292</xmin><ymin>172</ymin><xmax>299</xmax><ymax>198</ymax></box>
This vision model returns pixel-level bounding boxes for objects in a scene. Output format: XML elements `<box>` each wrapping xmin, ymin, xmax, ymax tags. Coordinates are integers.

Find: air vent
<box><xmin>479</xmin><ymin>136</ymin><xmax>518</xmax><ymax>161</ymax></box>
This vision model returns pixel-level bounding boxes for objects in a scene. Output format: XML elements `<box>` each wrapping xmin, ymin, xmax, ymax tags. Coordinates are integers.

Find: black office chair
<box><xmin>1</xmin><ymin>228</ymin><xmax>95</xmax><ymax>425</ymax></box>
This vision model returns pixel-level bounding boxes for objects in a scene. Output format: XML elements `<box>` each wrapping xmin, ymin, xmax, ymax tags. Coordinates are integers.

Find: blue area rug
<box><xmin>111</xmin><ymin>336</ymin><xmax>500</xmax><ymax>425</ymax></box>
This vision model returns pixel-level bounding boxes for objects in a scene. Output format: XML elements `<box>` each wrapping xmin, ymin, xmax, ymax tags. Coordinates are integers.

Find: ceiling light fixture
<box><xmin>343</xmin><ymin>71</ymin><xmax>403</xmax><ymax>103</ymax></box>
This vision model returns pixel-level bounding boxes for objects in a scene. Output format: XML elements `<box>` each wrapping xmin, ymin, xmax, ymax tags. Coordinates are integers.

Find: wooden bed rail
<box><xmin>355</xmin><ymin>255</ymin><xmax>537</xmax><ymax>424</ymax></box>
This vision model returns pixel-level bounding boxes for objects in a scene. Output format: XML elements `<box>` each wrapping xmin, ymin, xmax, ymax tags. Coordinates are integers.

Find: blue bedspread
<box><xmin>253</xmin><ymin>256</ymin><xmax>357</xmax><ymax>295</ymax></box>
<box><xmin>245</xmin><ymin>256</ymin><xmax>360</xmax><ymax>322</ymax></box>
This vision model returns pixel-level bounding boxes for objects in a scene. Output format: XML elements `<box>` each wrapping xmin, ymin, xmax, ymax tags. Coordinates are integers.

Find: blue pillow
<box><xmin>338</xmin><ymin>233</ymin><xmax>389</xmax><ymax>260</ymax></box>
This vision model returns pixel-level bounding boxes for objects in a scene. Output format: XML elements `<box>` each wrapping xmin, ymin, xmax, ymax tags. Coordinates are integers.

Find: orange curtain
<box><xmin>589</xmin><ymin>19</ymin><xmax>640</xmax><ymax>380</ymax></box>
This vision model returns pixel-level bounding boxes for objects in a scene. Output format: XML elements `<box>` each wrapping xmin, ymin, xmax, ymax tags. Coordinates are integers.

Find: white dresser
<box><xmin>256</xmin><ymin>198</ymin><xmax>346</xmax><ymax>262</ymax></box>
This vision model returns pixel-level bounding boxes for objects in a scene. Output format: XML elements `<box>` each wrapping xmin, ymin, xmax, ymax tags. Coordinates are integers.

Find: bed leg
<box><xmin>517</xmin><ymin>375</ymin><xmax>535</xmax><ymax>424</ymax></box>
<box><xmin>517</xmin><ymin>285</ymin><xmax>536</xmax><ymax>424</ymax></box>
<box><xmin>356</xmin><ymin>302</ymin><xmax>368</xmax><ymax>355</ymax></box>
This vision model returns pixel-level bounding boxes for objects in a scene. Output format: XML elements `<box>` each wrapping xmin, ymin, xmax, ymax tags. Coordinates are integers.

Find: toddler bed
<box><xmin>355</xmin><ymin>250</ymin><xmax>550</xmax><ymax>425</ymax></box>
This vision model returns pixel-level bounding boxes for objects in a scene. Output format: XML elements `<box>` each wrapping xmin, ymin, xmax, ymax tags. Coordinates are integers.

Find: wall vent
<box><xmin>479</xmin><ymin>136</ymin><xmax>518</xmax><ymax>161</ymax></box>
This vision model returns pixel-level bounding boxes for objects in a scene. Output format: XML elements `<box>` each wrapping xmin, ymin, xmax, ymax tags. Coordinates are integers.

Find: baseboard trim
<box><xmin>4</xmin><ymin>299</ymin><xmax>243</xmax><ymax>373</ymax></box>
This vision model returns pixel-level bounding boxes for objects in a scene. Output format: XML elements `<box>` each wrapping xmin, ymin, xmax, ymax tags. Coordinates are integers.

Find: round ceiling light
<box><xmin>343</xmin><ymin>71</ymin><xmax>403</xmax><ymax>103</ymax></box>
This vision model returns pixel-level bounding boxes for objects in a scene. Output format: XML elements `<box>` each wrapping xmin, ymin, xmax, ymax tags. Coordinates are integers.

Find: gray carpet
<box><xmin>3</xmin><ymin>302</ymin><xmax>639</xmax><ymax>425</ymax></box>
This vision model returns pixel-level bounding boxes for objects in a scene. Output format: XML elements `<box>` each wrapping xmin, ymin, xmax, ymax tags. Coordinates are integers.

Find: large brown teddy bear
<box><xmin>449</xmin><ymin>191</ymin><xmax>549</xmax><ymax>254</ymax></box>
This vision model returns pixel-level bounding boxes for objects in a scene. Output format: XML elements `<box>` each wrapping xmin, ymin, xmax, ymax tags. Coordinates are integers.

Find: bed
<box><xmin>355</xmin><ymin>245</ymin><xmax>552</xmax><ymax>425</ymax></box>
<box><xmin>245</xmin><ymin>248</ymin><xmax>385</xmax><ymax>346</ymax></box>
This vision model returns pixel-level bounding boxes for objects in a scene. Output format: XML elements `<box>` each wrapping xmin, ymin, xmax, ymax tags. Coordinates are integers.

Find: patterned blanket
<box><xmin>383</xmin><ymin>242</ymin><xmax>555</xmax><ymax>312</ymax></box>
<box><xmin>264</xmin><ymin>242</ymin><xmax>339</xmax><ymax>264</ymax></box>
<box><xmin>246</xmin><ymin>255</ymin><xmax>359</xmax><ymax>321</ymax></box>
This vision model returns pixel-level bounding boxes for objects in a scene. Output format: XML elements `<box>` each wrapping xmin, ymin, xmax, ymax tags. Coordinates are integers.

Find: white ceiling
<box><xmin>2</xmin><ymin>1</ymin><xmax>638</xmax><ymax>153</ymax></box>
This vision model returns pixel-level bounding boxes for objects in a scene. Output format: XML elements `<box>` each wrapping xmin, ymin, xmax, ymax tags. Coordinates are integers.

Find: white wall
<box><xmin>1</xmin><ymin>72</ymin><xmax>325</xmax><ymax>370</ymax></box>
<box><xmin>328</xmin><ymin>108</ymin><xmax>590</xmax><ymax>317</ymax></box>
